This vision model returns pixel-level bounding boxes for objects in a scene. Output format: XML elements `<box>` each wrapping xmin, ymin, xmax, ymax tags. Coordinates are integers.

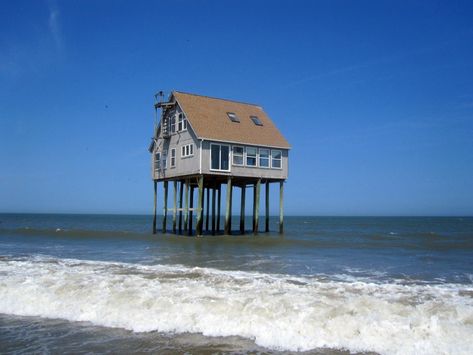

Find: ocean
<box><xmin>0</xmin><ymin>214</ymin><xmax>472</xmax><ymax>354</ymax></box>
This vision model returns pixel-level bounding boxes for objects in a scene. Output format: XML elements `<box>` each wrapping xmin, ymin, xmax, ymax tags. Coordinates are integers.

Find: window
<box><xmin>155</xmin><ymin>152</ymin><xmax>161</xmax><ymax>170</ymax></box>
<box><xmin>170</xmin><ymin>148</ymin><xmax>176</xmax><ymax>168</ymax></box>
<box><xmin>271</xmin><ymin>150</ymin><xmax>282</xmax><ymax>169</ymax></box>
<box><xmin>250</xmin><ymin>116</ymin><xmax>263</xmax><ymax>126</ymax></box>
<box><xmin>178</xmin><ymin>112</ymin><xmax>187</xmax><ymax>131</ymax></box>
<box><xmin>227</xmin><ymin>112</ymin><xmax>240</xmax><ymax>123</ymax></box>
<box><xmin>246</xmin><ymin>147</ymin><xmax>257</xmax><ymax>167</ymax></box>
<box><xmin>181</xmin><ymin>144</ymin><xmax>194</xmax><ymax>158</ymax></box>
<box><xmin>210</xmin><ymin>143</ymin><xmax>230</xmax><ymax>171</ymax></box>
<box><xmin>232</xmin><ymin>146</ymin><xmax>244</xmax><ymax>165</ymax></box>
<box><xmin>259</xmin><ymin>148</ymin><xmax>270</xmax><ymax>168</ymax></box>
<box><xmin>162</xmin><ymin>150</ymin><xmax>168</xmax><ymax>169</ymax></box>
<box><xmin>170</xmin><ymin>114</ymin><xmax>176</xmax><ymax>133</ymax></box>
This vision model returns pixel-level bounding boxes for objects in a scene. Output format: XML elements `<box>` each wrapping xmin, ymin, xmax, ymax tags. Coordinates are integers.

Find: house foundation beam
<box><xmin>178</xmin><ymin>180</ymin><xmax>184</xmax><ymax>233</ymax></box>
<box><xmin>189</xmin><ymin>185</ymin><xmax>194</xmax><ymax>235</ymax></box>
<box><xmin>224</xmin><ymin>177</ymin><xmax>232</xmax><ymax>235</ymax></box>
<box><xmin>279</xmin><ymin>181</ymin><xmax>284</xmax><ymax>234</ymax></box>
<box><xmin>211</xmin><ymin>188</ymin><xmax>216</xmax><ymax>235</ymax></box>
<box><xmin>196</xmin><ymin>175</ymin><xmax>204</xmax><ymax>236</ymax></box>
<box><xmin>217</xmin><ymin>184</ymin><xmax>221</xmax><ymax>233</ymax></box>
<box><xmin>205</xmin><ymin>187</ymin><xmax>210</xmax><ymax>232</ymax></box>
<box><xmin>152</xmin><ymin>180</ymin><xmax>157</xmax><ymax>234</ymax></box>
<box><xmin>254</xmin><ymin>179</ymin><xmax>261</xmax><ymax>234</ymax></box>
<box><xmin>162</xmin><ymin>180</ymin><xmax>168</xmax><ymax>233</ymax></box>
<box><xmin>184</xmin><ymin>179</ymin><xmax>189</xmax><ymax>233</ymax></box>
<box><xmin>240</xmin><ymin>185</ymin><xmax>245</xmax><ymax>234</ymax></box>
<box><xmin>265</xmin><ymin>181</ymin><xmax>270</xmax><ymax>232</ymax></box>
<box><xmin>172</xmin><ymin>180</ymin><xmax>177</xmax><ymax>233</ymax></box>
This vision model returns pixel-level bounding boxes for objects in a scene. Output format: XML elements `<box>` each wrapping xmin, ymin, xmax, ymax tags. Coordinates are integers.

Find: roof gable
<box><xmin>173</xmin><ymin>91</ymin><xmax>290</xmax><ymax>149</ymax></box>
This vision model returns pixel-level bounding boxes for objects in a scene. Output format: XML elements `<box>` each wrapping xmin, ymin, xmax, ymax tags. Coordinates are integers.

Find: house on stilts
<box><xmin>148</xmin><ymin>91</ymin><xmax>290</xmax><ymax>235</ymax></box>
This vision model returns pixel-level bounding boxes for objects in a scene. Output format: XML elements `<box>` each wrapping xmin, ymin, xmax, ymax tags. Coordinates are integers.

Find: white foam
<box><xmin>0</xmin><ymin>256</ymin><xmax>472</xmax><ymax>354</ymax></box>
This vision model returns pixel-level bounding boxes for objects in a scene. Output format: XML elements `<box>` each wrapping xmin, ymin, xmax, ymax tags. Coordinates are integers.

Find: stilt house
<box><xmin>149</xmin><ymin>91</ymin><xmax>290</xmax><ymax>235</ymax></box>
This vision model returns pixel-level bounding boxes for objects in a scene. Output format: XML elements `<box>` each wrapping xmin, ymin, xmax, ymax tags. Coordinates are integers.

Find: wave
<box><xmin>0</xmin><ymin>256</ymin><xmax>472</xmax><ymax>354</ymax></box>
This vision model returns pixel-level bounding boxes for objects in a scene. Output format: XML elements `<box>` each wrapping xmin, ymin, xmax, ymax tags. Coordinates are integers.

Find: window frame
<box><xmin>271</xmin><ymin>149</ymin><xmax>282</xmax><ymax>169</ymax></box>
<box><xmin>250</xmin><ymin>116</ymin><xmax>263</xmax><ymax>126</ymax></box>
<box><xmin>155</xmin><ymin>152</ymin><xmax>161</xmax><ymax>171</ymax></box>
<box><xmin>181</xmin><ymin>144</ymin><xmax>194</xmax><ymax>158</ymax></box>
<box><xmin>227</xmin><ymin>112</ymin><xmax>240</xmax><ymax>123</ymax></box>
<box><xmin>162</xmin><ymin>149</ymin><xmax>168</xmax><ymax>169</ymax></box>
<box><xmin>246</xmin><ymin>146</ymin><xmax>258</xmax><ymax>167</ymax></box>
<box><xmin>177</xmin><ymin>112</ymin><xmax>187</xmax><ymax>132</ymax></box>
<box><xmin>232</xmin><ymin>145</ymin><xmax>244</xmax><ymax>166</ymax></box>
<box><xmin>210</xmin><ymin>143</ymin><xmax>231</xmax><ymax>172</ymax></box>
<box><xmin>170</xmin><ymin>148</ymin><xmax>176</xmax><ymax>168</ymax></box>
<box><xmin>170</xmin><ymin>114</ymin><xmax>176</xmax><ymax>134</ymax></box>
<box><xmin>259</xmin><ymin>148</ymin><xmax>270</xmax><ymax>168</ymax></box>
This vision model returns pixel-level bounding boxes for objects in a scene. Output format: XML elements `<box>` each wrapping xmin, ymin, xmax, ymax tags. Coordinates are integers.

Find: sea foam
<box><xmin>0</xmin><ymin>256</ymin><xmax>472</xmax><ymax>354</ymax></box>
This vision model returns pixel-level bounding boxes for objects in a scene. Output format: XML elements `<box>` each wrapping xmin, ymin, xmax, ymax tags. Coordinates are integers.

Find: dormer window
<box><xmin>227</xmin><ymin>112</ymin><xmax>240</xmax><ymax>123</ymax></box>
<box><xmin>250</xmin><ymin>116</ymin><xmax>263</xmax><ymax>126</ymax></box>
<box><xmin>178</xmin><ymin>112</ymin><xmax>187</xmax><ymax>131</ymax></box>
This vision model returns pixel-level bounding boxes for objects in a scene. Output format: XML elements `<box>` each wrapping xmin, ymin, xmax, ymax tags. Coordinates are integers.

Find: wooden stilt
<box><xmin>205</xmin><ymin>188</ymin><xmax>210</xmax><ymax>232</ymax></box>
<box><xmin>162</xmin><ymin>180</ymin><xmax>168</xmax><ymax>233</ymax></box>
<box><xmin>189</xmin><ymin>186</ymin><xmax>194</xmax><ymax>235</ymax></box>
<box><xmin>279</xmin><ymin>181</ymin><xmax>284</xmax><ymax>234</ymax></box>
<box><xmin>205</xmin><ymin>187</ymin><xmax>210</xmax><ymax>232</ymax></box>
<box><xmin>152</xmin><ymin>180</ymin><xmax>157</xmax><ymax>234</ymax></box>
<box><xmin>184</xmin><ymin>179</ymin><xmax>189</xmax><ymax>233</ymax></box>
<box><xmin>240</xmin><ymin>185</ymin><xmax>245</xmax><ymax>234</ymax></box>
<box><xmin>196</xmin><ymin>175</ymin><xmax>204</xmax><ymax>236</ymax></box>
<box><xmin>254</xmin><ymin>179</ymin><xmax>261</xmax><ymax>234</ymax></box>
<box><xmin>217</xmin><ymin>184</ymin><xmax>221</xmax><ymax>233</ymax></box>
<box><xmin>252</xmin><ymin>183</ymin><xmax>256</xmax><ymax>231</ymax></box>
<box><xmin>211</xmin><ymin>188</ymin><xmax>216</xmax><ymax>235</ymax></box>
<box><xmin>172</xmin><ymin>180</ymin><xmax>177</xmax><ymax>233</ymax></box>
<box><xmin>178</xmin><ymin>180</ymin><xmax>183</xmax><ymax>233</ymax></box>
<box><xmin>224</xmin><ymin>177</ymin><xmax>232</xmax><ymax>235</ymax></box>
<box><xmin>265</xmin><ymin>181</ymin><xmax>270</xmax><ymax>232</ymax></box>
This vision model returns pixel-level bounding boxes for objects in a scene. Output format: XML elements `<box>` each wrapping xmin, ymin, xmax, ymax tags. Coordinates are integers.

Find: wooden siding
<box><xmin>152</xmin><ymin>106</ymin><xmax>200</xmax><ymax>180</ymax></box>
<box><xmin>200</xmin><ymin>140</ymin><xmax>288</xmax><ymax>180</ymax></box>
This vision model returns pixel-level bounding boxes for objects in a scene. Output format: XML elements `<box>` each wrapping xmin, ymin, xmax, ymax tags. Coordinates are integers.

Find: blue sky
<box><xmin>1</xmin><ymin>1</ymin><xmax>472</xmax><ymax>216</ymax></box>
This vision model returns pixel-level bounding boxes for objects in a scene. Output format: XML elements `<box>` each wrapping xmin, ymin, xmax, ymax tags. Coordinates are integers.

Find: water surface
<box><xmin>0</xmin><ymin>214</ymin><xmax>472</xmax><ymax>354</ymax></box>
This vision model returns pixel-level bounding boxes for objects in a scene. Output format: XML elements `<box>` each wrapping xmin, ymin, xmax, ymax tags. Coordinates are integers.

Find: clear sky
<box><xmin>1</xmin><ymin>1</ymin><xmax>472</xmax><ymax>216</ymax></box>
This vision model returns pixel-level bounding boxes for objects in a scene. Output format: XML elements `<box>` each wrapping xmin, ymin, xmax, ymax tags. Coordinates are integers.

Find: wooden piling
<box><xmin>152</xmin><ymin>180</ymin><xmax>157</xmax><ymax>234</ymax></box>
<box><xmin>205</xmin><ymin>187</ymin><xmax>210</xmax><ymax>232</ymax></box>
<box><xmin>184</xmin><ymin>179</ymin><xmax>189</xmax><ymax>232</ymax></box>
<box><xmin>178</xmin><ymin>180</ymin><xmax>183</xmax><ymax>233</ymax></box>
<box><xmin>240</xmin><ymin>185</ymin><xmax>245</xmax><ymax>234</ymax></box>
<box><xmin>211</xmin><ymin>188</ymin><xmax>216</xmax><ymax>235</ymax></box>
<box><xmin>172</xmin><ymin>180</ymin><xmax>177</xmax><ymax>233</ymax></box>
<box><xmin>224</xmin><ymin>177</ymin><xmax>232</xmax><ymax>235</ymax></box>
<box><xmin>189</xmin><ymin>185</ymin><xmax>194</xmax><ymax>235</ymax></box>
<box><xmin>217</xmin><ymin>184</ymin><xmax>221</xmax><ymax>233</ymax></box>
<box><xmin>162</xmin><ymin>180</ymin><xmax>168</xmax><ymax>233</ymax></box>
<box><xmin>196</xmin><ymin>175</ymin><xmax>204</xmax><ymax>236</ymax></box>
<box><xmin>252</xmin><ymin>184</ymin><xmax>256</xmax><ymax>232</ymax></box>
<box><xmin>265</xmin><ymin>181</ymin><xmax>270</xmax><ymax>232</ymax></box>
<box><xmin>254</xmin><ymin>179</ymin><xmax>261</xmax><ymax>234</ymax></box>
<box><xmin>279</xmin><ymin>180</ymin><xmax>284</xmax><ymax>234</ymax></box>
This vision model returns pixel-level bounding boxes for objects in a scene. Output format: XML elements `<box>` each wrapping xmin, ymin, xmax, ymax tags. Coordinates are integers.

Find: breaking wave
<box><xmin>0</xmin><ymin>255</ymin><xmax>472</xmax><ymax>354</ymax></box>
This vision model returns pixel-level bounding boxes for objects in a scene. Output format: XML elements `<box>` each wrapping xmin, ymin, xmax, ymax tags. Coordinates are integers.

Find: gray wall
<box><xmin>152</xmin><ymin>106</ymin><xmax>200</xmax><ymax>180</ymax></box>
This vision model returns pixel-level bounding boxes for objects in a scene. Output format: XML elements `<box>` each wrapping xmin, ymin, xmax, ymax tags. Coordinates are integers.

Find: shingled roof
<box><xmin>173</xmin><ymin>91</ymin><xmax>290</xmax><ymax>149</ymax></box>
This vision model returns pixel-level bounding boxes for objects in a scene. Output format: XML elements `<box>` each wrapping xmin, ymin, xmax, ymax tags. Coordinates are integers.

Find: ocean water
<box><xmin>0</xmin><ymin>214</ymin><xmax>472</xmax><ymax>354</ymax></box>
